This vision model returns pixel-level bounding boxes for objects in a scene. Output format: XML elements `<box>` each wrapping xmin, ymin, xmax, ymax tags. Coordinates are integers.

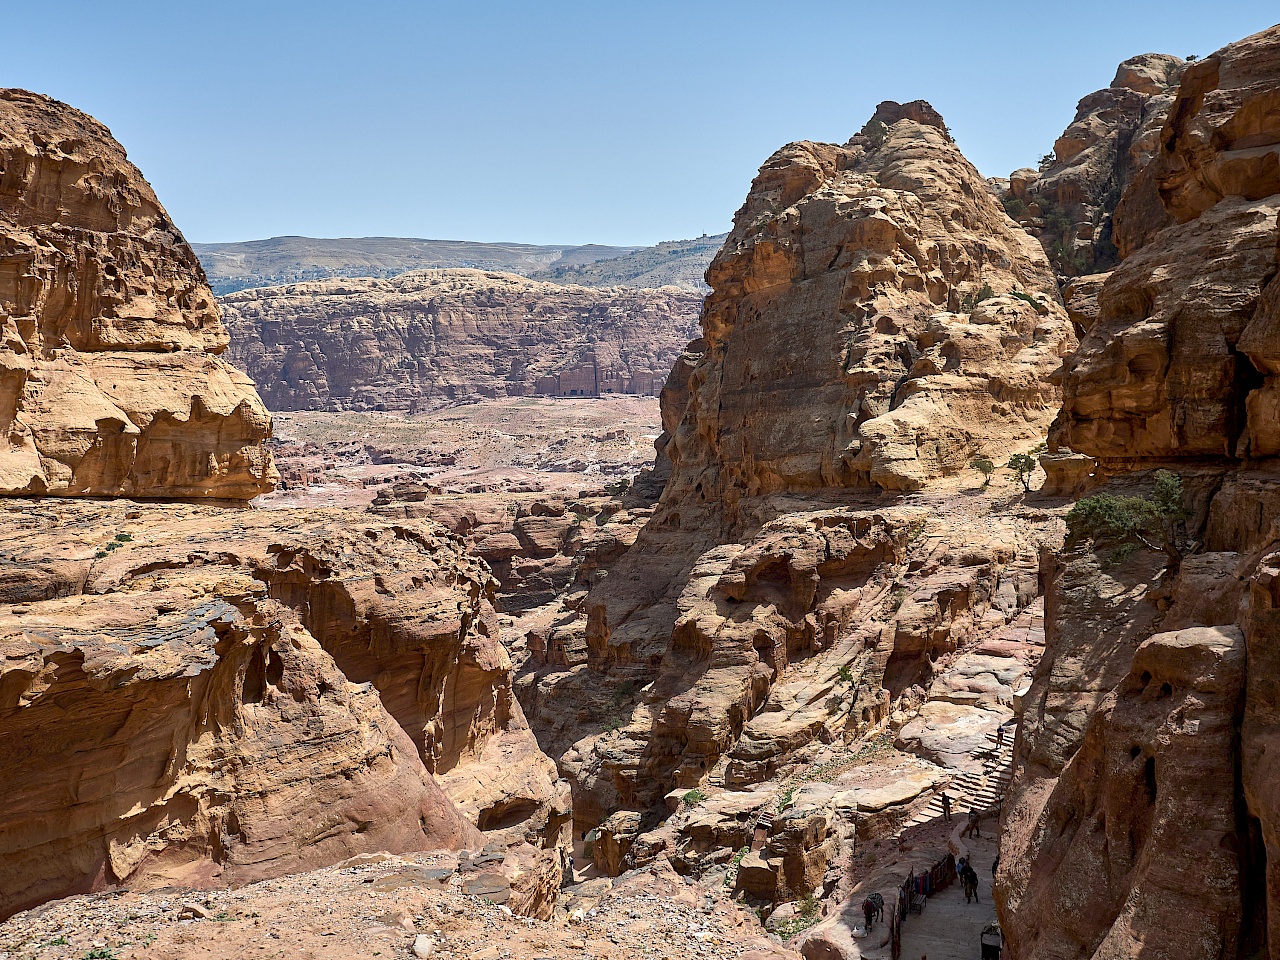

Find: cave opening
<box><xmin>1144</xmin><ymin>755</ymin><xmax>1157</xmax><ymax>804</ymax></box>
<box><xmin>1229</xmin><ymin>348</ymin><xmax>1266</xmax><ymax>457</ymax></box>
<box><xmin>1239</xmin><ymin>814</ymin><xmax>1269</xmax><ymax>958</ymax></box>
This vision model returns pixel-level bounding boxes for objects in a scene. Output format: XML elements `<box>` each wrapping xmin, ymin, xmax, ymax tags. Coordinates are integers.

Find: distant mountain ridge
<box><xmin>193</xmin><ymin>234</ymin><xmax>724</xmax><ymax>295</ymax></box>
<box><xmin>528</xmin><ymin>234</ymin><xmax>726</xmax><ymax>290</ymax></box>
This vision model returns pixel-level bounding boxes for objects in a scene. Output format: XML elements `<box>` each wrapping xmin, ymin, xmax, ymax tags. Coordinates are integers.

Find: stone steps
<box><xmin>904</xmin><ymin>726</ymin><xmax>1015</xmax><ymax>829</ymax></box>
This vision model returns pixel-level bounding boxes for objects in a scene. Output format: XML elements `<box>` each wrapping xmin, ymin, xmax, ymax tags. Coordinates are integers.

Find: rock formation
<box><xmin>219</xmin><ymin>269</ymin><xmax>702</xmax><ymax>411</ymax></box>
<box><xmin>657</xmin><ymin>100</ymin><xmax>1073</xmax><ymax>499</ymax></box>
<box><xmin>0</xmin><ymin>89</ymin><xmax>275</xmax><ymax>499</ymax></box>
<box><xmin>998</xmin><ymin>24</ymin><xmax>1280</xmax><ymax>960</ymax></box>
<box><xmin>0</xmin><ymin>500</ymin><xmax>568</xmax><ymax>920</ymax></box>
<box><xmin>0</xmin><ymin>93</ymin><xmax>569</xmax><ymax>925</ymax></box>
<box><xmin>1000</xmin><ymin>54</ymin><xmax>1184</xmax><ymax>277</ymax></box>
<box><xmin>508</xmin><ymin>103</ymin><xmax>1073</xmax><ymax>922</ymax></box>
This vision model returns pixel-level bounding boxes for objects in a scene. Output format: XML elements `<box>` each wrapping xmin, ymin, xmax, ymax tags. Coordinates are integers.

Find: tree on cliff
<box><xmin>1066</xmin><ymin>470</ymin><xmax>1188</xmax><ymax>564</ymax></box>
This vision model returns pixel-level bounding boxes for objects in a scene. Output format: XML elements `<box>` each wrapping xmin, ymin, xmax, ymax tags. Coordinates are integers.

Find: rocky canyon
<box><xmin>4</xmin><ymin>16</ymin><xmax>1280</xmax><ymax>960</ymax></box>
<box><xmin>0</xmin><ymin>90</ymin><xmax>567</xmax><ymax>933</ymax></box>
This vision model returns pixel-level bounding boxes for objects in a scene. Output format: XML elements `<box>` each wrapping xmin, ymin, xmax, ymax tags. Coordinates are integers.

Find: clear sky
<box><xmin>6</xmin><ymin>1</ymin><xmax>1276</xmax><ymax>246</ymax></box>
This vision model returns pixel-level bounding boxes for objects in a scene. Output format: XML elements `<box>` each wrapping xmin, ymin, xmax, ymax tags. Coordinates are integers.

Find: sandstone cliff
<box><xmin>513</xmin><ymin>103</ymin><xmax>1073</xmax><ymax>894</ymax></box>
<box><xmin>0</xmin><ymin>90</ymin><xmax>275</xmax><ymax>499</ymax></box>
<box><xmin>0</xmin><ymin>94</ymin><xmax>568</xmax><ymax>923</ymax></box>
<box><xmin>219</xmin><ymin>270</ymin><xmax>702</xmax><ymax>411</ymax></box>
<box><xmin>998</xmin><ymin>23</ymin><xmax>1280</xmax><ymax>960</ymax></box>
<box><xmin>1002</xmin><ymin>54</ymin><xmax>1185</xmax><ymax>278</ymax></box>
<box><xmin>0</xmin><ymin>500</ymin><xmax>567</xmax><ymax>919</ymax></box>
<box><xmin>658</xmin><ymin>100</ymin><xmax>1073</xmax><ymax>501</ymax></box>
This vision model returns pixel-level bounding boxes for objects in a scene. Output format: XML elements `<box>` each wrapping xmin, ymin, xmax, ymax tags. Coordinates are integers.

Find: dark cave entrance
<box><xmin>1238</xmin><ymin>814</ymin><xmax>1269</xmax><ymax>959</ymax></box>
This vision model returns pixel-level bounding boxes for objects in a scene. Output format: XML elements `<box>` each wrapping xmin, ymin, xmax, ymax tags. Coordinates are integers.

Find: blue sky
<box><xmin>7</xmin><ymin>2</ymin><xmax>1276</xmax><ymax>245</ymax></box>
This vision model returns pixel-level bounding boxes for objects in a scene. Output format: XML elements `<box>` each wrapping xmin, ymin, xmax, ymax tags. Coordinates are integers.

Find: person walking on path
<box><xmin>996</xmin><ymin>724</ymin><xmax>1005</xmax><ymax>748</ymax></box>
<box><xmin>963</xmin><ymin>808</ymin><xmax>981</xmax><ymax>838</ymax></box>
<box><xmin>992</xmin><ymin>854</ymin><xmax>999</xmax><ymax>878</ymax></box>
<box><xmin>940</xmin><ymin>791</ymin><xmax>952</xmax><ymax>822</ymax></box>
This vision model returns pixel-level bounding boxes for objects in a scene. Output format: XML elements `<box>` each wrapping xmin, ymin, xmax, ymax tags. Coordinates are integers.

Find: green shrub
<box><xmin>683</xmin><ymin>788</ymin><xmax>706</xmax><ymax>806</ymax></box>
<box><xmin>1066</xmin><ymin>470</ymin><xmax>1187</xmax><ymax>562</ymax></box>
<box><xmin>1003</xmin><ymin>197</ymin><xmax>1029</xmax><ymax>220</ymax></box>
<box><xmin>971</xmin><ymin>458</ymin><xmax>995</xmax><ymax>487</ymax></box>
<box><xmin>82</xmin><ymin>950</ymin><xmax>118</xmax><ymax>960</ymax></box>
<box><xmin>859</xmin><ymin>119</ymin><xmax>888</xmax><ymax>148</ymax></box>
<box><xmin>836</xmin><ymin>663</ymin><xmax>854</xmax><ymax>685</ymax></box>
<box><xmin>961</xmin><ymin>283</ymin><xmax>997</xmax><ymax>312</ymax></box>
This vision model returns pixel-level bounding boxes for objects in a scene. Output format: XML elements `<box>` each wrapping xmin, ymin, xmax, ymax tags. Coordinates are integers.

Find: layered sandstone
<box><xmin>0</xmin><ymin>499</ymin><xmax>567</xmax><ymax>920</ymax></box>
<box><xmin>998</xmin><ymin>24</ymin><xmax>1280</xmax><ymax>960</ymax></box>
<box><xmin>658</xmin><ymin>100</ymin><xmax>1073</xmax><ymax>501</ymax></box>
<box><xmin>219</xmin><ymin>270</ymin><xmax>702</xmax><ymax>411</ymax></box>
<box><xmin>0</xmin><ymin>89</ymin><xmax>275</xmax><ymax>498</ymax></box>
<box><xmin>512</xmin><ymin>104</ymin><xmax>1071</xmax><ymax>902</ymax></box>
<box><xmin>1002</xmin><ymin>54</ymin><xmax>1184</xmax><ymax>275</ymax></box>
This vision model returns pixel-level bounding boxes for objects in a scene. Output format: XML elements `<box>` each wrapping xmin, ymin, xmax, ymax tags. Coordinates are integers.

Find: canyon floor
<box><xmin>0</xmin><ymin>849</ymin><xmax>787</xmax><ymax>960</ymax></box>
<box><xmin>256</xmin><ymin>396</ymin><xmax>664</xmax><ymax>510</ymax></box>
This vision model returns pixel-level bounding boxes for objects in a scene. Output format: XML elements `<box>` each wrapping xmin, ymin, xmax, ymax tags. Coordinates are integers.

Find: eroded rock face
<box><xmin>1059</xmin><ymin>27</ymin><xmax>1280</xmax><ymax>467</ymax></box>
<box><xmin>0</xmin><ymin>90</ymin><xmax>275</xmax><ymax>498</ymax></box>
<box><xmin>998</xmin><ymin>24</ymin><xmax>1280</xmax><ymax>960</ymax></box>
<box><xmin>505</xmin><ymin>106</ymin><xmax>1069</xmax><ymax>894</ymax></box>
<box><xmin>0</xmin><ymin>500</ymin><xmax>566</xmax><ymax>919</ymax></box>
<box><xmin>1003</xmin><ymin>54</ymin><xmax>1184</xmax><ymax>276</ymax></box>
<box><xmin>219</xmin><ymin>270</ymin><xmax>702</xmax><ymax>411</ymax></box>
<box><xmin>661</xmin><ymin>108</ymin><xmax>1072</xmax><ymax>500</ymax></box>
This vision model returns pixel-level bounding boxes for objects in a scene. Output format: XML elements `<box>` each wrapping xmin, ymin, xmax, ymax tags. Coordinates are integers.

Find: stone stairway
<box><xmin>751</xmin><ymin>810</ymin><xmax>774</xmax><ymax>851</ymax></box>
<box><xmin>905</xmin><ymin>725</ymin><xmax>1015</xmax><ymax>829</ymax></box>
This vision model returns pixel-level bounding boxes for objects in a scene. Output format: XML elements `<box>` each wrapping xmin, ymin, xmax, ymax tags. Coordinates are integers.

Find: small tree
<box><xmin>1007</xmin><ymin>453</ymin><xmax>1037</xmax><ymax>492</ymax></box>
<box><xmin>860</xmin><ymin>119</ymin><xmax>888</xmax><ymax>148</ymax></box>
<box><xmin>1186</xmin><ymin>54</ymin><xmax>1198</xmax><ymax>62</ymax></box>
<box><xmin>1039</xmin><ymin>152</ymin><xmax>1057</xmax><ymax>169</ymax></box>
<box><xmin>971</xmin><ymin>458</ymin><xmax>995</xmax><ymax>487</ymax></box>
<box><xmin>1066</xmin><ymin>470</ymin><xmax>1188</xmax><ymax>564</ymax></box>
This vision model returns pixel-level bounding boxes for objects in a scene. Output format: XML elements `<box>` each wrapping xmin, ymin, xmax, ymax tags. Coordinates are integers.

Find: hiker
<box><xmin>962</xmin><ymin>864</ymin><xmax>980</xmax><ymax>903</ymax></box>
<box><xmin>940</xmin><ymin>791</ymin><xmax>952</xmax><ymax>822</ymax></box>
<box><xmin>966</xmin><ymin>864</ymin><xmax>981</xmax><ymax>903</ymax></box>
<box><xmin>996</xmin><ymin>724</ymin><xmax>1005</xmax><ymax>748</ymax></box>
<box><xmin>992</xmin><ymin>854</ymin><xmax>999</xmax><ymax>878</ymax></box>
<box><xmin>963</xmin><ymin>808</ymin><xmax>981</xmax><ymax>838</ymax></box>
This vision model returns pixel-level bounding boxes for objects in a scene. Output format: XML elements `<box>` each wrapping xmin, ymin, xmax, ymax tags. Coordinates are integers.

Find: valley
<box><xmin>2</xmin><ymin>16</ymin><xmax>1280</xmax><ymax>960</ymax></box>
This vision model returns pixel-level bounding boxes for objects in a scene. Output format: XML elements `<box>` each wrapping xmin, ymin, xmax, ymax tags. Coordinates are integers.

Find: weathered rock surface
<box><xmin>0</xmin><ymin>500</ymin><xmax>566</xmax><ymax>919</ymax></box>
<box><xmin>220</xmin><ymin>269</ymin><xmax>702</xmax><ymax>411</ymax></box>
<box><xmin>998</xmin><ymin>24</ymin><xmax>1280</xmax><ymax>960</ymax></box>
<box><xmin>1002</xmin><ymin>54</ymin><xmax>1184</xmax><ymax>276</ymax></box>
<box><xmin>504</xmin><ymin>107</ymin><xmax>1070</xmax><ymax>917</ymax></box>
<box><xmin>657</xmin><ymin>104</ymin><xmax>1072</xmax><ymax>499</ymax></box>
<box><xmin>0</xmin><ymin>89</ymin><xmax>275</xmax><ymax>498</ymax></box>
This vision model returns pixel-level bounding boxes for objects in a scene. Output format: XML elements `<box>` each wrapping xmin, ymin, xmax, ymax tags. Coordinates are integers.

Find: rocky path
<box><xmin>880</xmin><ymin>835</ymin><xmax>999</xmax><ymax>960</ymax></box>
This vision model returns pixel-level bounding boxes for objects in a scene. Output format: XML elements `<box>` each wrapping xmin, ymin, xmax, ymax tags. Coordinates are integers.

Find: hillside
<box><xmin>528</xmin><ymin>233</ymin><xmax>726</xmax><ymax>290</ymax></box>
<box><xmin>192</xmin><ymin>234</ymin><xmax>722</xmax><ymax>295</ymax></box>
